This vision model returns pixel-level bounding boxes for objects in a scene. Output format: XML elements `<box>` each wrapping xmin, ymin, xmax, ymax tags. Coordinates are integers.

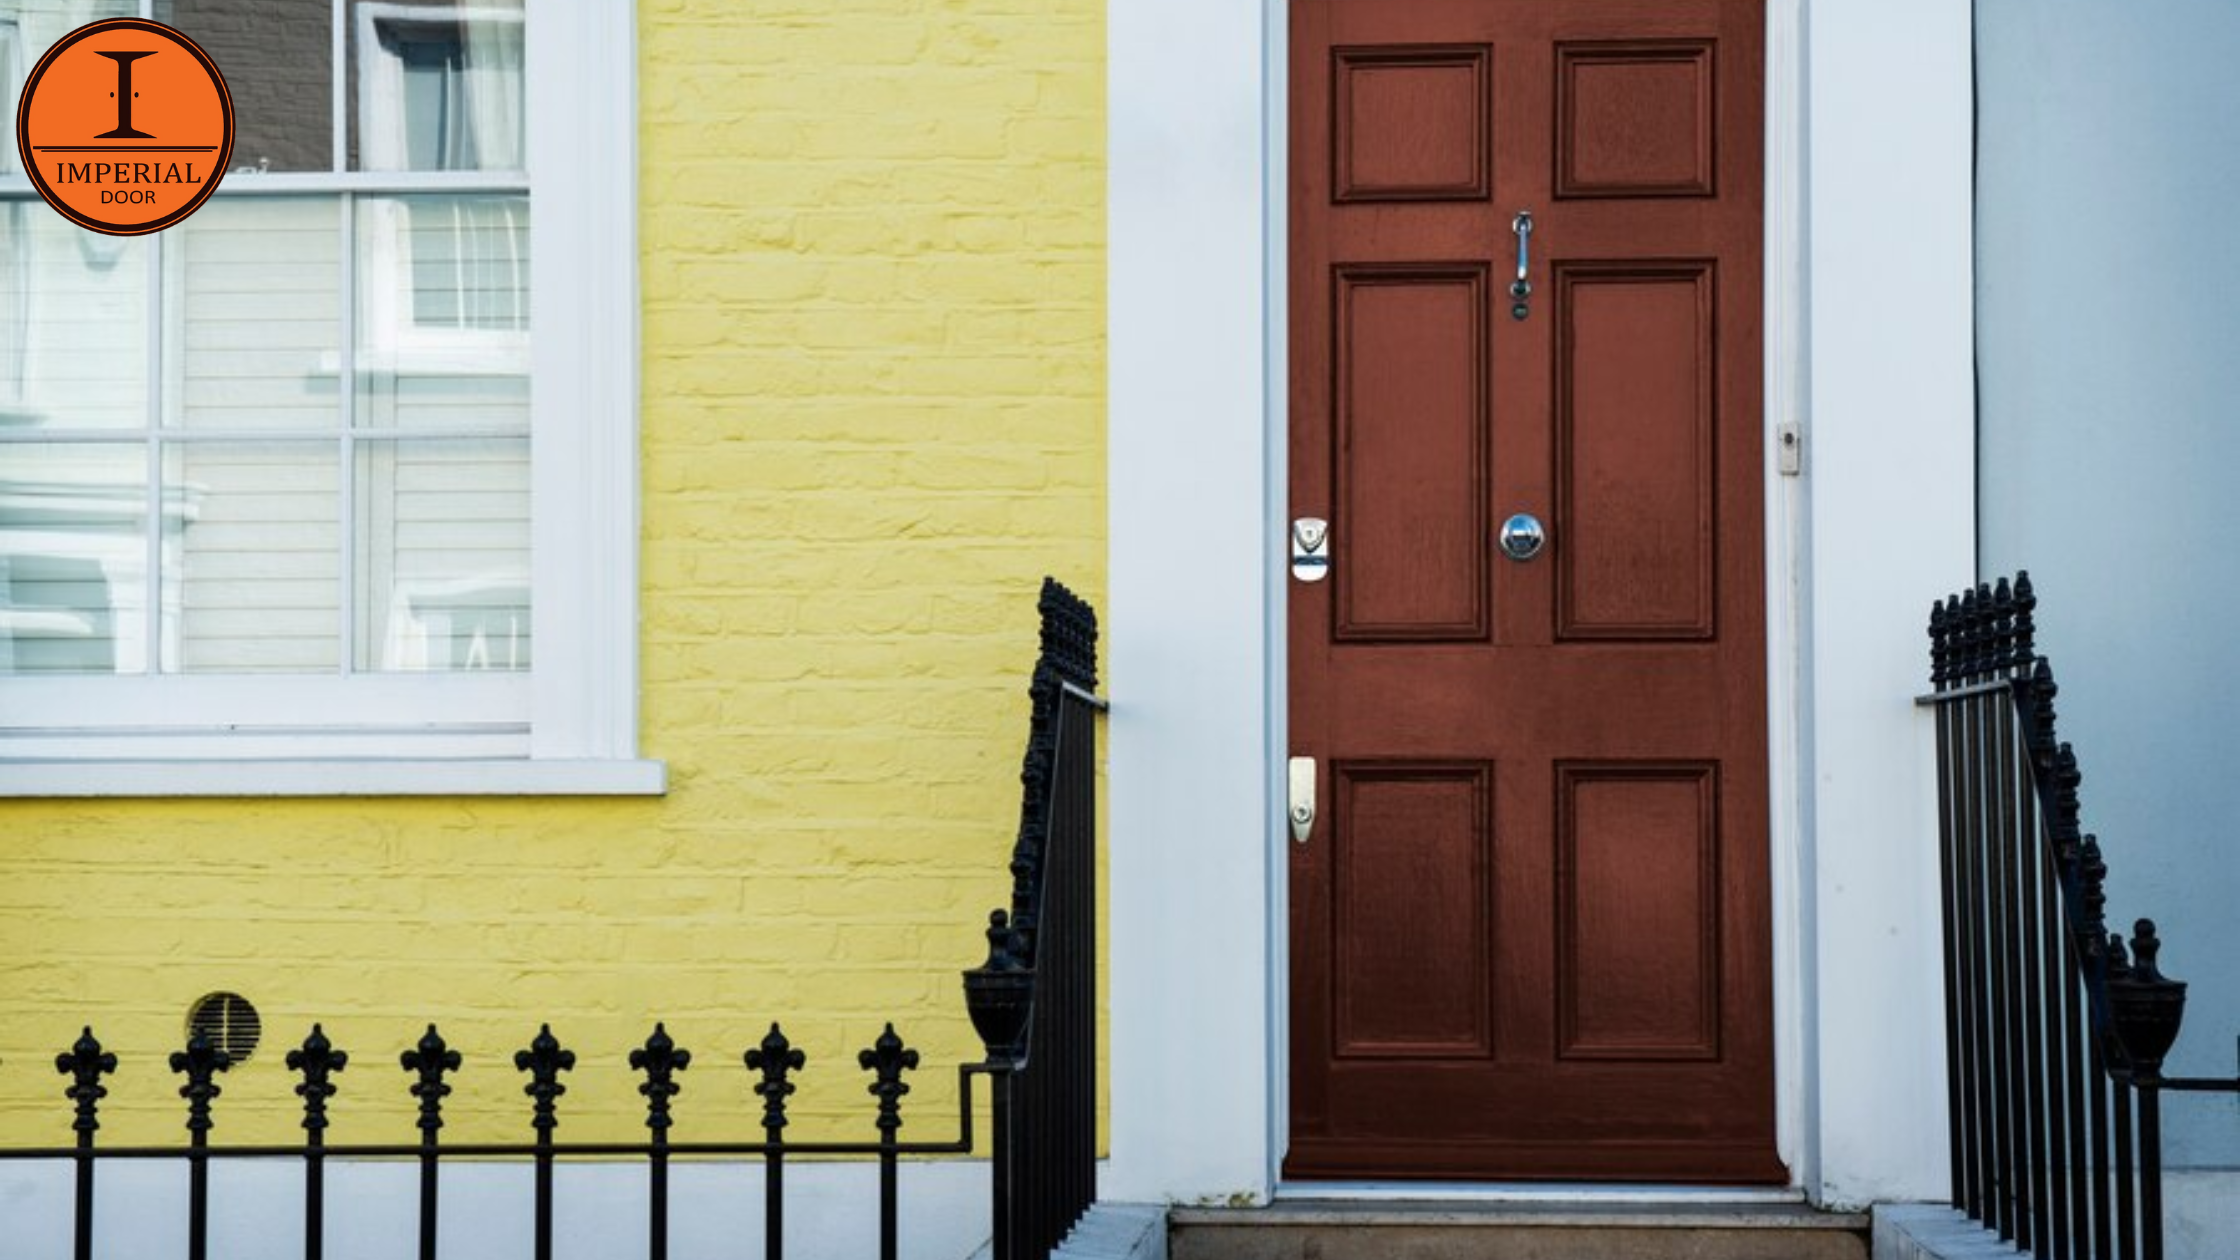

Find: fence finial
<box><xmin>55</xmin><ymin>1028</ymin><xmax>117</xmax><ymax>1136</ymax></box>
<box><xmin>964</xmin><ymin>909</ymin><xmax>1034</xmax><ymax>1067</ymax></box>
<box><xmin>514</xmin><ymin>1025</ymin><xmax>576</xmax><ymax>1138</ymax></box>
<box><xmin>400</xmin><ymin>1024</ymin><xmax>462</xmax><ymax>1136</ymax></box>
<box><xmin>859</xmin><ymin>1023</ymin><xmax>920</xmax><ymax>1136</ymax></box>
<box><xmin>1930</xmin><ymin>598</ymin><xmax>1951</xmax><ymax>686</ymax></box>
<box><xmin>2108</xmin><ymin>918</ymin><xmax>2189</xmax><ymax>1078</ymax></box>
<box><xmin>287</xmin><ymin>1024</ymin><xmax>348</xmax><ymax>1134</ymax></box>
<box><xmin>1991</xmin><ymin>577</ymin><xmax>2016</xmax><ymax>675</ymax></box>
<box><xmin>1957</xmin><ymin>586</ymin><xmax>1984</xmax><ymax>679</ymax></box>
<box><xmin>169</xmin><ymin>1030</ymin><xmax>232</xmax><ymax>1139</ymax></box>
<box><xmin>631</xmin><ymin>1022</ymin><xmax>691</xmax><ymax>1134</ymax></box>
<box><xmin>2079</xmin><ymin>834</ymin><xmax>2110</xmax><ymax>945</ymax></box>
<box><xmin>746</xmin><ymin>1023</ymin><xmax>806</xmax><ymax>1136</ymax></box>
<box><xmin>2012</xmin><ymin>571</ymin><xmax>2036</xmax><ymax>663</ymax></box>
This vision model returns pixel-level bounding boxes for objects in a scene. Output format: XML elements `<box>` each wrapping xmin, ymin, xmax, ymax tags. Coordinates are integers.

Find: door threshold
<box><xmin>1271</xmin><ymin>1181</ymin><xmax>1808</xmax><ymax>1205</ymax></box>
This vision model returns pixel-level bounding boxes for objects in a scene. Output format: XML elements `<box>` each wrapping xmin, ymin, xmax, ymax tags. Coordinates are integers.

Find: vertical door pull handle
<box><xmin>1510</xmin><ymin>211</ymin><xmax>1534</xmax><ymax>320</ymax></box>
<box><xmin>1288</xmin><ymin>756</ymin><xmax>1317</xmax><ymax>845</ymax></box>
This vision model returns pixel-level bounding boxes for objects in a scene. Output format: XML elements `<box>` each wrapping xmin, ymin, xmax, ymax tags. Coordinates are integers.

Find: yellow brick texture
<box><xmin>0</xmin><ymin>0</ymin><xmax>1104</xmax><ymax>1148</ymax></box>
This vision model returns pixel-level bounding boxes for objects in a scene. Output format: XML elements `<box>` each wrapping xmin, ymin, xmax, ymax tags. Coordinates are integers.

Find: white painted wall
<box><xmin>1105</xmin><ymin>0</ymin><xmax>1276</xmax><ymax>1207</ymax></box>
<box><xmin>1976</xmin><ymin>0</ymin><xmax>2240</xmax><ymax>1177</ymax></box>
<box><xmin>1798</xmin><ymin>0</ymin><xmax>1977</xmax><ymax>1210</ymax></box>
<box><xmin>1108</xmin><ymin>0</ymin><xmax>1978</xmax><ymax>1212</ymax></box>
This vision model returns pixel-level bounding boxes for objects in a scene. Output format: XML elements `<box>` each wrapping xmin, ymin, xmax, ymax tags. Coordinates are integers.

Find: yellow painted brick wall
<box><xmin>0</xmin><ymin>0</ymin><xmax>1103</xmax><ymax>1149</ymax></box>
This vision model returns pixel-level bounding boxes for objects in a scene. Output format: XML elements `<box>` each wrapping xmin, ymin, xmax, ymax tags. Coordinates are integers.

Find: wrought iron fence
<box><xmin>0</xmin><ymin>577</ymin><xmax>1106</xmax><ymax>1260</ymax></box>
<box><xmin>1922</xmin><ymin>573</ymin><xmax>2238</xmax><ymax>1260</ymax></box>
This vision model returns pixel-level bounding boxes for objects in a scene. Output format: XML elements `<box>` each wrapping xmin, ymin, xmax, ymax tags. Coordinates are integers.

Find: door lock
<box><xmin>1291</xmin><ymin>517</ymin><xmax>1330</xmax><ymax>583</ymax></box>
<box><xmin>1288</xmin><ymin>756</ymin><xmax>1317</xmax><ymax>844</ymax></box>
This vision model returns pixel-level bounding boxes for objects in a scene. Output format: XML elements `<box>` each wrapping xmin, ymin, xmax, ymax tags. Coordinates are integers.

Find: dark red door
<box><xmin>1286</xmin><ymin>0</ymin><xmax>1777</xmax><ymax>1182</ymax></box>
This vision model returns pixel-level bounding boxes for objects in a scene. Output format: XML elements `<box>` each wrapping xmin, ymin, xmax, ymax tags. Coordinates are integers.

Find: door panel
<box><xmin>1288</xmin><ymin>0</ymin><xmax>1776</xmax><ymax>1183</ymax></box>
<box><xmin>1333</xmin><ymin>265</ymin><xmax>1491</xmax><ymax>641</ymax></box>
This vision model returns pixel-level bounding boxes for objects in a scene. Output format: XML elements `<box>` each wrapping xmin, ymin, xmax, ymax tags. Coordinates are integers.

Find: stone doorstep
<box><xmin>1171</xmin><ymin>1201</ymin><xmax>1873</xmax><ymax>1232</ymax></box>
<box><xmin>1168</xmin><ymin>1201</ymin><xmax>1874</xmax><ymax>1260</ymax></box>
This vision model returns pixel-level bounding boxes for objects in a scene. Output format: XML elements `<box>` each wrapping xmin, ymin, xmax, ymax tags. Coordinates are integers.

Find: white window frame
<box><xmin>0</xmin><ymin>0</ymin><xmax>659</xmax><ymax>796</ymax></box>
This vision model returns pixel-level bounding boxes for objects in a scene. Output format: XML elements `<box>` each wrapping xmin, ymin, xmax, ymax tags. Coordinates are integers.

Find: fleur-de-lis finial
<box><xmin>514</xmin><ymin>1024</ymin><xmax>576</xmax><ymax>1138</ymax></box>
<box><xmin>745</xmin><ymin>1022</ymin><xmax>806</xmax><ymax>1136</ymax></box>
<box><xmin>858</xmin><ymin>1023</ymin><xmax>920</xmax><ymax>1137</ymax></box>
<box><xmin>169</xmin><ymin>1030</ymin><xmax>233</xmax><ymax>1139</ymax></box>
<box><xmin>400</xmin><ymin>1024</ymin><xmax>462</xmax><ymax>1136</ymax></box>
<box><xmin>287</xmin><ymin>1024</ymin><xmax>349</xmax><ymax>1135</ymax></box>
<box><xmin>55</xmin><ymin>1027</ymin><xmax>118</xmax><ymax>1137</ymax></box>
<box><xmin>630</xmin><ymin>1022</ymin><xmax>692</xmax><ymax>1135</ymax></box>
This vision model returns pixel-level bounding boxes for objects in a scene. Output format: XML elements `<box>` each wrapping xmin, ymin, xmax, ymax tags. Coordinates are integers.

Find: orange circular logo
<box><xmin>15</xmin><ymin>18</ymin><xmax>234</xmax><ymax>236</ymax></box>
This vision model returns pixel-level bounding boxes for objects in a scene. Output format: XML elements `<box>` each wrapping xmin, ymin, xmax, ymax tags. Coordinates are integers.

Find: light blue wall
<box><xmin>1978</xmin><ymin>0</ymin><xmax>2240</xmax><ymax>1168</ymax></box>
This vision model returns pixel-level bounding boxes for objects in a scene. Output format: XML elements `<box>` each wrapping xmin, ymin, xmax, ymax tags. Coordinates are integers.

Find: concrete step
<box><xmin>1169</xmin><ymin>1201</ymin><xmax>1871</xmax><ymax>1260</ymax></box>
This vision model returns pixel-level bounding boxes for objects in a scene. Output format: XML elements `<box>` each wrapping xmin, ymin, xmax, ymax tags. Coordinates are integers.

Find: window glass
<box><xmin>348</xmin><ymin>0</ymin><xmax>524</xmax><ymax>173</ymax></box>
<box><xmin>160</xmin><ymin>441</ymin><xmax>339</xmax><ymax>673</ymax></box>
<box><xmin>0</xmin><ymin>443</ymin><xmax>148</xmax><ymax>675</ymax></box>
<box><xmin>158</xmin><ymin>0</ymin><xmax>334</xmax><ymax>172</ymax></box>
<box><xmin>355</xmin><ymin>436</ymin><xmax>527</xmax><ymax>672</ymax></box>
<box><xmin>170</xmin><ymin>196</ymin><xmax>342</xmax><ymax>430</ymax></box>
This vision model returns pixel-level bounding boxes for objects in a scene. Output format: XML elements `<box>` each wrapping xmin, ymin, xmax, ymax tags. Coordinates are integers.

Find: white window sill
<box><xmin>0</xmin><ymin>758</ymin><xmax>667</xmax><ymax>797</ymax></box>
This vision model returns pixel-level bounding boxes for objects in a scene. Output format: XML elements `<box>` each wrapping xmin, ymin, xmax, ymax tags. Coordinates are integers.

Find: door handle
<box><xmin>1288</xmin><ymin>756</ymin><xmax>1317</xmax><ymax>845</ymax></box>
<box><xmin>1510</xmin><ymin>210</ymin><xmax>1533</xmax><ymax>320</ymax></box>
<box><xmin>1498</xmin><ymin>512</ymin><xmax>1547</xmax><ymax>561</ymax></box>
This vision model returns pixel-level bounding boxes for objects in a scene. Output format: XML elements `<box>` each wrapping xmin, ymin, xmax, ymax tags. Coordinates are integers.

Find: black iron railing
<box><xmin>1923</xmin><ymin>573</ymin><xmax>2238</xmax><ymax>1260</ymax></box>
<box><xmin>1</xmin><ymin>577</ymin><xmax>1106</xmax><ymax>1260</ymax></box>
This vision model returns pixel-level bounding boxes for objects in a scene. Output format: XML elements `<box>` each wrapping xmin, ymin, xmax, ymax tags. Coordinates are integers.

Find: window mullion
<box><xmin>338</xmin><ymin>191</ymin><xmax>357</xmax><ymax>677</ymax></box>
<box><xmin>332</xmin><ymin>0</ymin><xmax>349</xmax><ymax>177</ymax></box>
<box><xmin>142</xmin><ymin>230</ymin><xmax>163</xmax><ymax>676</ymax></box>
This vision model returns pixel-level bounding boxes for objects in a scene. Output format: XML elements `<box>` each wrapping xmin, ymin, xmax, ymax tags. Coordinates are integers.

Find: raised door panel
<box><xmin>1333</xmin><ymin>264</ymin><xmax>1490</xmax><ymax>642</ymax></box>
<box><xmin>1555</xmin><ymin>263</ymin><xmax>1716</xmax><ymax>641</ymax></box>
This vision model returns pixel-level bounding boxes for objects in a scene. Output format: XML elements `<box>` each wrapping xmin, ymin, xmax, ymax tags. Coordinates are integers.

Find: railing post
<box><xmin>170</xmin><ymin>1029</ymin><xmax>233</xmax><ymax>1260</ymax></box>
<box><xmin>2107</xmin><ymin>920</ymin><xmax>2186</xmax><ymax>1260</ymax></box>
<box><xmin>965</xmin><ymin>909</ymin><xmax>1033</xmax><ymax>1260</ymax></box>
<box><xmin>632</xmin><ymin>1022</ymin><xmax>691</xmax><ymax>1260</ymax></box>
<box><xmin>288</xmin><ymin>1025</ymin><xmax>349</xmax><ymax>1260</ymax></box>
<box><xmin>860</xmin><ymin>1023</ymin><xmax>919</xmax><ymax>1260</ymax></box>
<box><xmin>515</xmin><ymin>1025</ymin><xmax>575</xmax><ymax>1260</ymax></box>
<box><xmin>54</xmin><ymin>1028</ymin><xmax>115</xmax><ymax>1260</ymax></box>
<box><xmin>746</xmin><ymin>1022</ymin><xmax>804</xmax><ymax>1260</ymax></box>
<box><xmin>401</xmin><ymin>1025</ymin><xmax>461</xmax><ymax>1260</ymax></box>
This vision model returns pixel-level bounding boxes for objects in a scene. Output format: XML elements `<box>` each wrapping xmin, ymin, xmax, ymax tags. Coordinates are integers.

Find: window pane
<box><xmin>0</xmin><ymin>3</ymin><xmax>140</xmax><ymax>171</ymax></box>
<box><xmin>171</xmin><ymin>196</ymin><xmax>342</xmax><ymax>430</ymax></box>
<box><xmin>355</xmin><ymin>437</ymin><xmax>526</xmax><ymax>672</ymax></box>
<box><xmin>349</xmin><ymin>0</ymin><xmax>524</xmax><ymax>173</ymax></box>
<box><xmin>0</xmin><ymin>442</ymin><xmax>148</xmax><ymax>674</ymax></box>
<box><xmin>0</xmin><ymin>206</ymin><xmax>148</xmax><ymax>431</ymax></box>
<box><xmin>355</xmin><ymin>193</ymin><xmax>529</xmax><ymax>430</ymax></box>
<box><xmin>157</xmin><ymin>0</ymin><xmax>334</xmax><ymax>172</ymax></box>
<box><xmin>160</xmin><ymin>441</ymin><xmax>339</xmax><ymax>673</ymax></box>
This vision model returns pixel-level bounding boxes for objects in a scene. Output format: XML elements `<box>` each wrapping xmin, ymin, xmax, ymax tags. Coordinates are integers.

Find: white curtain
<box><xmin>457</xmin><ymin>12</ymin><xmax>523</xmax><ymax>171</ymax></box>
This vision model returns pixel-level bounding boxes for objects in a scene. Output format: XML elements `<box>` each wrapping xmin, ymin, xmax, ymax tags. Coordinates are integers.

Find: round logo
<box><xmin>15</xmin><ymin>18</ymin><xmax>234</xmax><ymax>236</ymax></box>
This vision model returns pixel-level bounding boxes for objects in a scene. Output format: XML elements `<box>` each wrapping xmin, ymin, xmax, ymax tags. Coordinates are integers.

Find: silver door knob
<box><xmin>1499</xmin><ymin>513</ymin><xmax>1546</xmax><ymax>561</ymax></box>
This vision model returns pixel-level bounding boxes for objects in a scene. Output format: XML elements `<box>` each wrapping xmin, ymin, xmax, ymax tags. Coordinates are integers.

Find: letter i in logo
<box><xmin>96</xmin><ymin>51</ymin><xmax>156</xmax><ymax>139</ymax></box>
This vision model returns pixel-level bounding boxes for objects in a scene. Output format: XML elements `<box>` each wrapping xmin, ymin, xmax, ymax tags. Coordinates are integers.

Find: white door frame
<box><xmin>1107</xmin><ymin>0</ymin><xmax>1975</xmax><ymax>1210</ymax></box>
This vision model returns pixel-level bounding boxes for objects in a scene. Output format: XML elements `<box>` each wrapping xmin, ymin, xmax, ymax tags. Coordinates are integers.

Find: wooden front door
<box><xmin>1286</xmin><ymin>0</ymin><xmax>1777</xmax><ymax>1182</ymax></box>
